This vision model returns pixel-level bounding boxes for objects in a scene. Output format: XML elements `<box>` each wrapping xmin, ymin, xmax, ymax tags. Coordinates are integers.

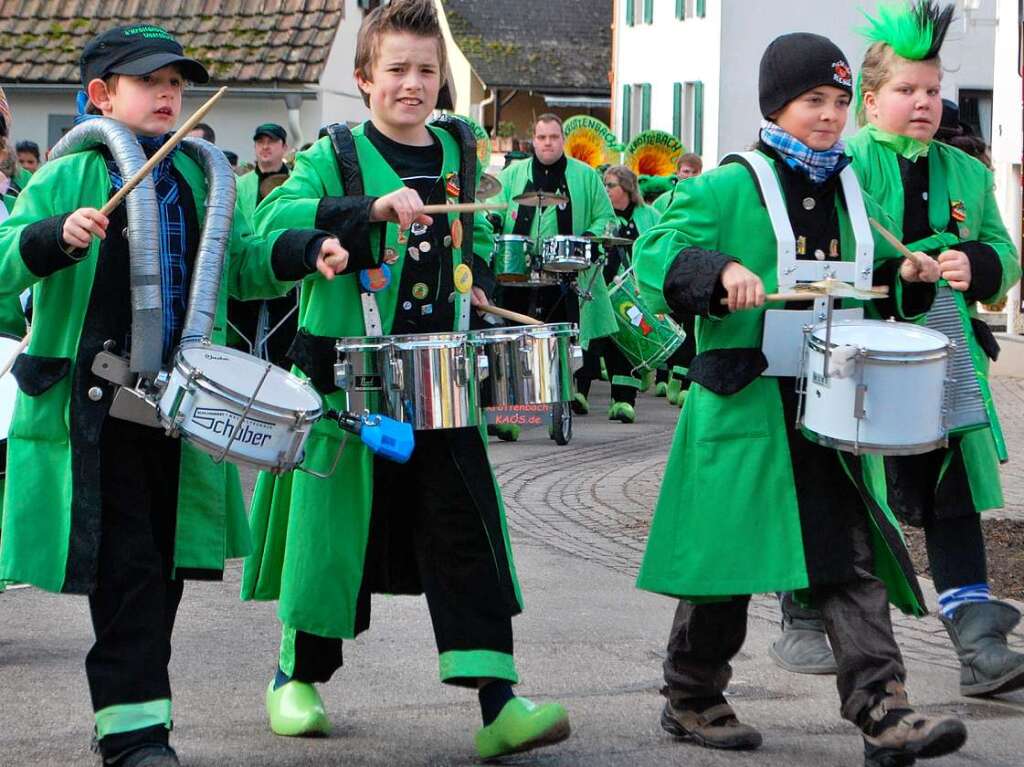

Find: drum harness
<box><xmin>721</xmin><ymin>151</ymin><xmax>875</xmax><ymax>421</ymax></box>
<box><xmin>49</xmin><ymin>119</ymin><xmax>242</xmax><ymax>434</ymax></box>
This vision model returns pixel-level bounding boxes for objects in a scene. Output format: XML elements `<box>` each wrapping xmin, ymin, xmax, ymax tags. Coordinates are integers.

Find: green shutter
<box><xmin>693</xmin><ymin>81</ymin><xmax>705</xmax><ymax>155</ymax></box>
<box><xmin>622</xmin><ymin>84</ymin><xmax>632</xmax><ymax>142</ymax></box>
<box><xmin>643</xmin><ymin>0</ymin><xmax>653</xmax><ymax>23</ymax></box>
<box><xmin>676</xmin><ymin>0</ymin><xmax>685</xmax><ymax>19</ymax></box>
<box><xmin>626</xmin><ymin>0</ymin><xmax>634</xmax><ymax>26</ymax></box>
<box><xmin>641</xmin><ymin>83</ymin><xmax>651</xmax><ymax>132</ymax></box>
<box><xmin>696</xmin><ymin>0</ymin><xmax>706</xmax><ymax>16</ymax></box>
<box><xmin>673</xmin><ymin>83</ymin><xmax>682</xmax><ymax>139</ymax></box>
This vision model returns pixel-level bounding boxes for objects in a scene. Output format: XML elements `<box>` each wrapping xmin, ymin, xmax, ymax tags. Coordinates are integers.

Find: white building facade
<box><xmin>612</xmin><ymin>0</ymin><xmax>999</xmax><ymax>167</ymax></box>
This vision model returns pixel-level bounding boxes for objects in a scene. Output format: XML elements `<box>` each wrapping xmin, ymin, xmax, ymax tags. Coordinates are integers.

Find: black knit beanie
<box><xmin>759</xmin><ymin>33</ymin><xmax>853</xmax><ymax>118</ymax></box>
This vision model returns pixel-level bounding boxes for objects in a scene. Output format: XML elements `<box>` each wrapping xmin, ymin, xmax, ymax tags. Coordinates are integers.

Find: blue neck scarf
<box><xmin>759</xmin><ymin>120</ymin><xmax>849</xmax><ymax>184</ymax></box>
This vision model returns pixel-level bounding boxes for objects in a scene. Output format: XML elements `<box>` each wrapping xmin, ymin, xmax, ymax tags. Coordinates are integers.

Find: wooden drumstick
<box><xmin>0</xmin><ymin>329</ymin><xmax>30</xmax><ymax>378</ymax></box>
<box><xmin>419</xmin><ymin>202</ymin><xmax>508</xmax><ymax>214</ymax></box>
<box><xmin>869</xmin><ymin>217</ymin><xmax>929</xmax><ymax>269</ymax></box>
<box><xmin>475</xmin><ymin>304</ymin><xmax>544</xmax><ymax>326</ymax></box>
<box><xmin>99</xmin><ymin>86</ymin><xmax>229</xmax><ymax>218</ymax></box>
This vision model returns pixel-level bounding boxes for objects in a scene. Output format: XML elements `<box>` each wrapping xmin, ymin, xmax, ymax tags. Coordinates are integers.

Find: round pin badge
<box><xmin>359</xmin><ymin>264</ymin><xmax>392</xmax><ymax>292</ymax></box>
<box><xmin>454</xmin><ymin>263</ymin><xmax>473</xmax><ymax>294</ymax></box>
<box><xmin>419</xmin><ymin>240</ymin><xmax>432</xmax><ymax>254</ymax></box>
<box><xmin>411</xmin><ymin>222</ymin><xmax>428</xmax><ymax>236</ymax></box>
<box><xmin>407</xmin><ymin>245</ymin><xmax>420</xmax><ymax>261</ymax></box>
<box><xmin>451</xmin><ymin>219</ymin><xmax>464</xmax><ymax>249</ymax></box>
<box><xmin>383</xmin><ymin>248</ymin><xmax>398</xmax><ymax>265</ymax></box>
<box><xmin>411</xmin><ymin>282</ymin><xmax>430</xmax><ymax>300</ymax></box>
<box><xmin>443</xmin><ymin>235</ymin><xmax>453</xmax><ymax>248</ymax></box>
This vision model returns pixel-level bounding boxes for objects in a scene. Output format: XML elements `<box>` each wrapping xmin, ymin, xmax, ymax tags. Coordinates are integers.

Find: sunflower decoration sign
<box><xmin>563</xmin><ymin>116</ymin><xmax>619</xmax><ymax>168</ymax></box>
<box><xmin>449</xmin><ymin>113</ymin><xmax>493</xmax><ymax>170</ymax></box>
<box><xmin>625</xmin><ymin>130</ymin><xmax>684</xmax><ymax>177</ymax></box>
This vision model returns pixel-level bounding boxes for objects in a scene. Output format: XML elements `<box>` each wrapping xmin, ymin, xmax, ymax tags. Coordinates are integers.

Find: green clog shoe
<box><xmin>266</xmin><ymin>679</ymin><xmax>331</xmax><ymax>737</ymax></box>
<box><xmin>654</xmin><ymin>381</ymin><xmax>669</xmax><ymax>398</ymax></box>
<box><xmin>571</xmin><ymin>392</ymin><xmax>589</xmax><ymax>415</ymax></box>
<box><xmin>475</xmin><ymin>697</ymin><xmax>571</xmax><ymax>760</ymax></box>
<box><xmin>494</xmin><ymin>423</ymin><xmax>521</xmax><ymax>442</ymax></box>
<box><xmin>676</xmin><ymin>389</ymin><xmax>687</xmax><ymax>408</ymax></box>
<box><xmin>608</xmin><ymin>402</ymin><xmax>636</xmax><ymax>424</ymax></box>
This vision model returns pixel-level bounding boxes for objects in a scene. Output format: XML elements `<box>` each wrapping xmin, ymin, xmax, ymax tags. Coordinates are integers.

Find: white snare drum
<box><xmin>0</xmin><ymin>335</ymin><xmax>22</xmax><ymax>477</ymax></box>
<box><xmin>386</xmin><ymin>332</ymin><xmax>485</xmax><ymax>430</ymax></box>
<box><xmin>799</xmin><ymin>319</ymin><xmax>951</xmax><ymax>455</ymax></box>
<box><xmin>469</xmin><ymin>322</ymin><xmax>582</xmax><ymax>407</ymax></box>
<box><xmin>157</xmin><ymin>344</ymin><xmax>322</xmax><ymax>473</ymax></box>
<box><xmin>541</xmin><ymin>235</ymin><xmax>595</xmax><ymax>273</ymax></box>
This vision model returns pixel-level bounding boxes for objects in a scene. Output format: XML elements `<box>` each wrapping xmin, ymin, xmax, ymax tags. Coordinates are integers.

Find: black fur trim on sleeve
<box><xmin>270</xmin><ymin>229</ymin><xmax>330</xmax><ymax>282</ymax></box>
<box><xmin>957</xmin><ymin>241</ymin><xmax>1003</xmax><ymax>304</ymax></box>
<box><xmin>970</xmin><ymin>316</ymin><xmax>1000</xmax><ymax>362</ymax></box>
<box><xmin>687</xmin><ymin>348</ymin><xmax>768</xmax><ymax>395</ymax></box>
<box><xmin>314</xmin><ymin>195</ymin><xmax>377</xmax><ymax>273</ymax></box>
<box><xmin>19</xmin><ymin>214</ymin><xmax>87</xmax><ymax>278</ymax></box>
<box><xmin>663</xmin><ymin>246</ymin><xmax>736</xmax><ymax>318</ymax></box>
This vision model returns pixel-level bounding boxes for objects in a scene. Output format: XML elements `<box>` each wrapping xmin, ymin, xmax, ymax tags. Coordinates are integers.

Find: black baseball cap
<box><xmin>80</xmin><ymin>25</ymin><xmax>209</xmax><ymax>86</ymax></box>
<box><xmin>253</xmin><ymin>123</ymin><xmax>287</xmax><ymax>142</ymax></box>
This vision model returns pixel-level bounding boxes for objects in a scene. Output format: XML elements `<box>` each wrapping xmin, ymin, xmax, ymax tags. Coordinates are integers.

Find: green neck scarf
<box><xmin>865</xmin><ymin>123</ymin><xmax>931</xmax><ymax>161</ymax></box>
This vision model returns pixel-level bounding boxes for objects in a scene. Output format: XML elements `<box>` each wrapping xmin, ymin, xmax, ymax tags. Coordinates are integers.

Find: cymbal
<box><xmin>476</xmin><ymin>173</ymin><xmax>502</xmax><ymax>200</ymax></box>
<box><xmin>793</xmin><ymin>279</ymin><xmax>890</xmax><ymax>300</ymax></box>
<box><xmin>584</xmin><ymin>234</ymin><xmax>634</xmax><ymax>247</ymax></box>
<box><xmin>513</xmin><ymin>190</ymin><xmax>569</xmax><ymax>208</ymax></box>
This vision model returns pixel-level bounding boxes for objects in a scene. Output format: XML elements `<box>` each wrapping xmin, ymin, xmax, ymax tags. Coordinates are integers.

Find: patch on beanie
<box><xmin>832</xmin><ymin>60</ymin><xmax>853</xmax><ymax>88</ymax></box>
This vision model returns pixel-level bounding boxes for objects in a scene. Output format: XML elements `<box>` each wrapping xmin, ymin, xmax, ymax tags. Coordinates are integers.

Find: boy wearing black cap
<box><xmin>632</xmin><ymin>33</ymin><xmax>967</xmax><ymax>765</ymax></box>
<box><xmin>229</xmin><ymin>121</ymin><xmax>296</xmax><ymax>367</ymax></box>
<box><xmin>0</xmin><ymin>24</ymin><xmax>347</xmax><ymax>767</ymax></box>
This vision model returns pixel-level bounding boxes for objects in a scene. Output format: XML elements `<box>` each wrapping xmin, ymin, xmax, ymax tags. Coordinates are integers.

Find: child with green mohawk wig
<box><xmin>771</xmin><ymin>0</ymin><xmax>1024</xmax><ymax>714</ymax></box>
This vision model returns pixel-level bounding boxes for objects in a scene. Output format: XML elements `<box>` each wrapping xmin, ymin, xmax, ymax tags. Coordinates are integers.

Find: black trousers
<box><xmin>663</xmin><ymin>504</ymin><xmax>905</xmax><ymax>728</ymax></box>
<box><xmin>290</xmin><ymin>429</ymin><xmax>516</xmax><ymax>687</ymax></box>
<box><xmin>576</xmin><ymin>339</ymin><xmax>638</xmax><ymax>405</ymax></box>
<box><xmin>883</xmin><ymin>442</ymin><xmax>989</xmax><ymax>592</ymax></box>
<box><xmin>87</xmin><ymin>418</ymin><xmax>184</xmax><ymax>756</ymax></box>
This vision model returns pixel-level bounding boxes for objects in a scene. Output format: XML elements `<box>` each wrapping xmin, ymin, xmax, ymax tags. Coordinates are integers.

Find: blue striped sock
<box><xmin>938</xmin><ymin>583</ymin><xmax>991</xmax><ymax>619</ymax></box>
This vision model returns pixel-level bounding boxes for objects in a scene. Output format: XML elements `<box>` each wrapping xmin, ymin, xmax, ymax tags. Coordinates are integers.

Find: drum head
<box><xmin>178</xmin><ymin>345</ymin><xmax>320</xmax><ymax>411</ymax></box>
<box><xmin>812</xmin><ymin>319</ymin><xmax>949</xmax><ymax>353</ymax></box>
<box><xmin>0</xmin><ymin>336</ymin><xmax>22</xmax><ymax>441</ymax></box>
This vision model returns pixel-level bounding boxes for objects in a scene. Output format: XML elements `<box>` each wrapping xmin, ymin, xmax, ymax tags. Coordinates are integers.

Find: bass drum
<box><xmin>0</xmin><ymin>334</ymin><xmax>23</xmax><ymax>478</ymax></box>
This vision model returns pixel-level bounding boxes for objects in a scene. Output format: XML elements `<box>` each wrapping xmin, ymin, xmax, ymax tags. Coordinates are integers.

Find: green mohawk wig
<box><xmin>859</xmin><ymin>0</ymin><xmax>955</xmax><ymax>60</ymax></box>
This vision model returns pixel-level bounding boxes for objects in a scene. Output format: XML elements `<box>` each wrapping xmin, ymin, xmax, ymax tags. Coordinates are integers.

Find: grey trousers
<box><xmin>663</xmin><ymin>514</ymin><xmax>906</xmax><ymax>727</ymax></box>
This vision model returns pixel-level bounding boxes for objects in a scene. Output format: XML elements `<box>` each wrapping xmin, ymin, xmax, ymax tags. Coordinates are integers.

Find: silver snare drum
<box><xmin>386</xmin><ymin>332</ymin><xmax>485</xmax><ymax>430</ymax></box>
<box><xmin>469</xmin><ymin>322</ymin><xmax>581</xmax><ymax>406</ymax></box>
<box><xmin>541</xmin><ymin>235</ymin><xmax>595</xmax><ymax>273</ymax></box>
<box><xmin>334</xmin><ymin>336</ymin><xmax>397</xmax><ymax>415</ymax></box>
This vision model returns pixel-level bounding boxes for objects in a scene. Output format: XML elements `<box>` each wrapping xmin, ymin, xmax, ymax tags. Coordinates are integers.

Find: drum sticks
<box><xmin>0</xmin><ymin>329</ymin><xmax>30</xmax><ymax>378</ymax></box>
<box><xmin>420</xmin><ymin>202</ymin><xmax>508</xmax><ymax>214</ymax></box>
<box><xmin>869</xmin><ymin>218</ymin><xmax>930</xmax><ymax>270</ymax></box>
<box><xmin>475</xmin><ymin>304</ymin><xmax>544</xmax><ymax>326</ymax></box>
<box><xmin>99</xmin><ymin>87</ymin><xmax>228</xmax><ymax>218</ymax></box>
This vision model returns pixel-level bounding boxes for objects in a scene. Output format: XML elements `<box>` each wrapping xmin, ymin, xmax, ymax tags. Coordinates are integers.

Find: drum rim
<box><xmin>802</xmin><ymin>430</ymin><xmax>948</xmax><ymax>456</ymax></box>
<box><xmin>469</xmin><ymin>322</ymin><xmax>576</xmax><ymax>343</ymax></box>
<box><xmin>807</xmin><ymin>319</ymin><xmax>951</xmax><ymax>359</ymax></box>
<box><xmin>388</xmin><ymin>332</ymin><xmax>469</xmax><ymax>349</ymax></box>
<box><xmin>172</xmin><ymin>348</ymin><xmax>322</xmax><ymax>421</ymax></box>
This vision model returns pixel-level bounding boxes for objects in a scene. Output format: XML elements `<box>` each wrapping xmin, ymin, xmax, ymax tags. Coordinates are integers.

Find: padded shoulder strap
<box><xmin>326</xmin><ymin>123</ymin><xmax>364</xmax><ymax>197</ymax></box>
<box><xmin>721</xmin><ymin>151</ymin><xmax>796</xmax><ymax>286</ymax></box>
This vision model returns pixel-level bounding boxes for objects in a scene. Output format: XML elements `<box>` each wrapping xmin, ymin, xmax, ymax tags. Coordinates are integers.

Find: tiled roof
<box><xmin>0</xmin><ymin>0</ymin><xmax>345</xmax><ymax>85</ymax></box>
<box><xmin>441</xmin><ymin>0</ymin><xmax>611</xmax><ymax>94</ymax></box>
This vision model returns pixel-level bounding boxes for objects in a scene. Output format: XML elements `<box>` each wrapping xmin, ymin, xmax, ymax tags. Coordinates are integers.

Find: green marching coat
<box><xmin>492</xmin><ymin>156</ymin><xmax>618</xmax><ymax>348</ymax></box>
<box><xmin>846</xmin><ymin>127</ymin><xmax>1021</xmax><ymax>514</ymax></box>
<box><xmin>0</xmin><ymin>148</ymin><xmax>294</xmax><ymax>593</ymax></box>
<box><xmin>631</xmin><ymin>153</ymin><xmax>924</xmax><ymax>614</ymax></box>
<box><xmin>241</xmin><ymin>124</ymin><xmax>523</xmax><ymax>647</ymax></box>
<box><xmin>236</xmin><ymin>169</ymin><xmax>259</xmax><ymax>217</ymax></box>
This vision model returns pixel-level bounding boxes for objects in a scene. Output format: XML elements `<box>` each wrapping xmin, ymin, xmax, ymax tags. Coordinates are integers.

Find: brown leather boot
<box><xmin>660</xmin><ymin>699</ymin><xmax>762</xmax><ymax>750</ymax></box>
<box><xmin>861</xmin><ymin>681</ymin><xmax>966</xmax><ymax>766</ymax></box>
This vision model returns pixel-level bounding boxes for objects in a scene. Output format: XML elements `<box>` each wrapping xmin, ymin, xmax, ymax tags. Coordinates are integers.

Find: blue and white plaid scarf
<box><xmin>759</xmin><ymin>120</ymin><xmax>849</xmax><ymax>184</ymax></box>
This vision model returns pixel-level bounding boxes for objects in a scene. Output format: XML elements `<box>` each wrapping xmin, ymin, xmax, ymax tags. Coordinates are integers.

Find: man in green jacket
<box><xmin>491</xmin><ymin>113</ymin><xmax>618</xmax><ymax>417</ymax></box>
<box><xmin>0</xmin><ymin>25</ymin><xmax>346</xmax><ymax>767</ymax></box>
<box><xmin>227</xmin><ymin>122</ymin><xmax>299</xmax><ymax>368</ymax></box>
